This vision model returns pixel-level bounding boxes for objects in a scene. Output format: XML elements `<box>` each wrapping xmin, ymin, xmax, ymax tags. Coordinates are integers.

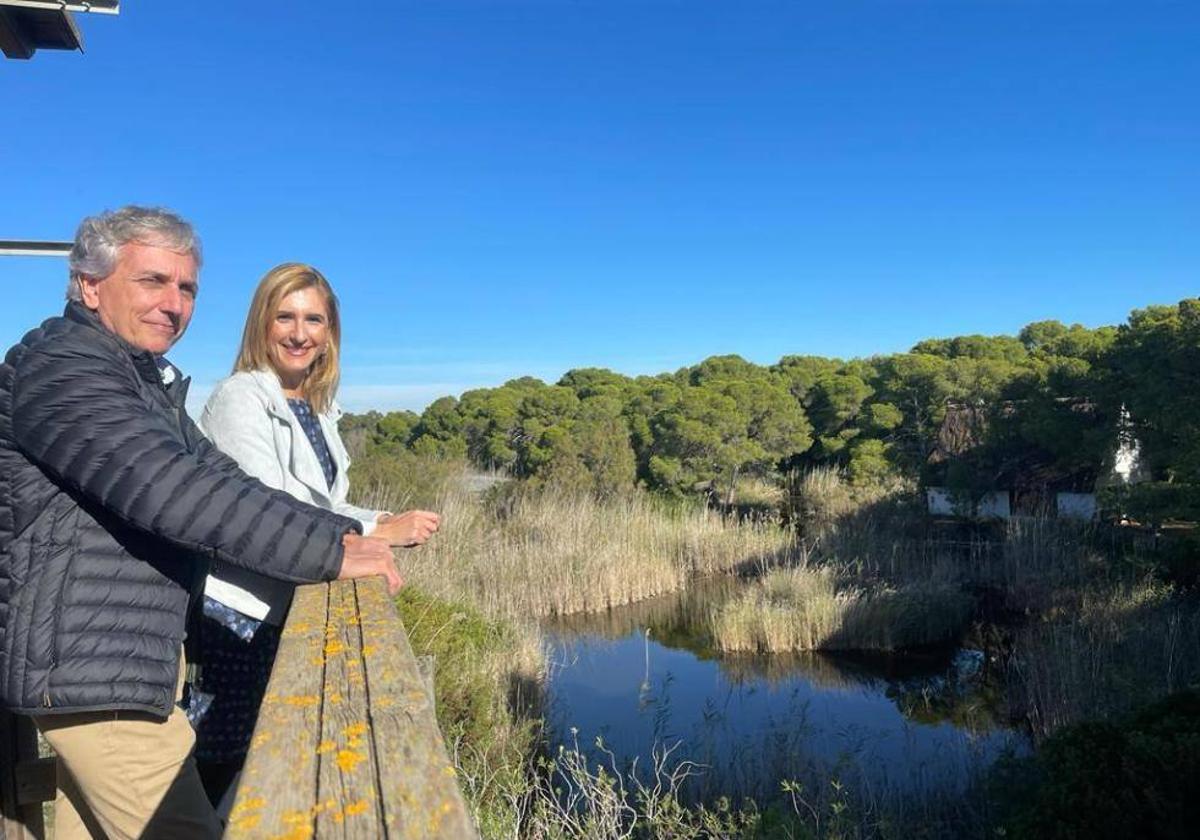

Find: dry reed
<box><xmin>713</xmin><ymin>565</ymin><xmax>974</xmax><ymax>653</ymax></box>
<box><xmin>370</xmin><ymin>475</ymin><xmax>796</xmax><ymax>621</ymax></box>
<box><xmin>1006</xmin><ymin>580</ymin><xmax>1200</xmax><ymax>740</ymax></box>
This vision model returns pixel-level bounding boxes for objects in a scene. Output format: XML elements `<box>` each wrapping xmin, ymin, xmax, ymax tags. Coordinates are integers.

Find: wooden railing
<box><xmin>1</xmin><ymin>578</ymin><xmax>476</xmax><ymax>840</ymax></box>
<box><xmin>225</xmin><ymin>578</ymin><xmax>476</xmax><ymax>838</ymax></box>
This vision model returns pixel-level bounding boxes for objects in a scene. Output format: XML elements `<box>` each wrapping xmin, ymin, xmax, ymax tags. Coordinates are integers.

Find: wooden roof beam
<box><xmin>0</xmin><ymin>7</ymin><xmax>36</xmax><ymax>59</ymax></box>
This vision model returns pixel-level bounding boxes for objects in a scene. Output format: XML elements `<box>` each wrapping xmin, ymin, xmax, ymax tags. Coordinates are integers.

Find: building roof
<box><xmin>0</xmin><ymin>1</ymin><xmax>118</xmax><ymax>60</ymax></box>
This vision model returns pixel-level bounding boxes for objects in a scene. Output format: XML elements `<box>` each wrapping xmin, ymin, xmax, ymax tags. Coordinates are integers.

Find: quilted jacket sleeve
<box><xmin>188</xmin><ymin>410</ymin><xmax>357</xmax><ymax>537</ymax></box>
<box><xmin>9</xmin><ymin>338</ymin><xmax>353</xmax><ymax>584</ymax></box>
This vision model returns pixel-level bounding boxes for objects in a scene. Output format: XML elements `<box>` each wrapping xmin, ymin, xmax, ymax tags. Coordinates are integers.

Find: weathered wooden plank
<box><xmin>314</xmin><ymin>580</ymin><xmax>386</xmax><ymax>837</ymax></box>
<box><xmin>416</xmin><ymin>654</ymin><xmax>436</xmax><ymax>711</ymax></box>
<box><xmin>225</xmin><ymin>578</ymin><xmax>476</xmax><ymax>839</ymax></box>
<box><xmin>224</xmin><ymin>583</ymin><xmax>328</xmax><ymax>839</ymax></box>
<box><xmin>355</xmin><ymin>579</ymin><xmax>476</xmax><ymax>840</ymax></box>
<box><xmin>0</xmin><ymin>711</ymin><xmax>45</xmax><ymax>840</ymax></box>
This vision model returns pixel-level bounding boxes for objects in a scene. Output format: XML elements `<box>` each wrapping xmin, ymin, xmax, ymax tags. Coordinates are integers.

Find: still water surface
<box><xmin>543</xmin><ymin>578</ymin><xmax>1027</xmax><ymax>803</ymax></box>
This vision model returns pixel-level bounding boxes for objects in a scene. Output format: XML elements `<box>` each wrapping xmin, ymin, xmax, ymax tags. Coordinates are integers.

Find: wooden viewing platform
<box><xmin>1</xmin><ymin>578</ymin><xmax>476</xmax><ymax>839</ymax></box>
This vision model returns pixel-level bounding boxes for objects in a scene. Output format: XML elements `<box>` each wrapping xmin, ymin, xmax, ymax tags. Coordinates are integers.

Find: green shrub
<box><xmin>346</xmin><ymin>447</ymin><xmax>463</xmax><ymax>510</ymax></box>
<box><xmin>995</xmin><ymin>689</ymin><xmax>1200</xmax><ymax>840</ymax></box>
<box><xmin>393</xmin><ymin>586</ymin><xmax>542</xmax><ymax>835</ymax></box>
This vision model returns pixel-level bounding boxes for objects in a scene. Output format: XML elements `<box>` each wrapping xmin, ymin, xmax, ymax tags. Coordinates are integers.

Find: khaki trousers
<box><xmin>35</xmin><ymin>654</ymin><xmax>222</xmax><ymax>840</ymax></box>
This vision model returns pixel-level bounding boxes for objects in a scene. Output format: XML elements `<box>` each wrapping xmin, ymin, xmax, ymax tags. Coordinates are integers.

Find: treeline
<box><xmin>342</xmin><ymin>297</ymin><xmax>1200</xmax><ymax>511</ymax></box>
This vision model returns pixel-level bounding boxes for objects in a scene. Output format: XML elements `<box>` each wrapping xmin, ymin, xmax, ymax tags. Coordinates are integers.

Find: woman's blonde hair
<box><xmin>233</xmin><ymin>263</ymin><xmax>342</xmax><ymax>414</ymax></box>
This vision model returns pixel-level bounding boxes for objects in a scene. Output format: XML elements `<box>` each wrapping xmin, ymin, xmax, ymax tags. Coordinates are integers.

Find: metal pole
<box><xmin>0</xmin><ymin>241</ymin><xmax>72</xmax><ymax>257</ymax></box>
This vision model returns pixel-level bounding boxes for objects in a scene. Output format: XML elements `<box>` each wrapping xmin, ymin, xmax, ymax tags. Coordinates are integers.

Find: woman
<box><xmin>193</xmin><ymin>262</ymin><xmax>439</xmax><ymax>804</ymax></box>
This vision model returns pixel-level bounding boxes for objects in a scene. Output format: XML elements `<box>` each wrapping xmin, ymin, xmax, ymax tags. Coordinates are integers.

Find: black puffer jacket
<box><xmin>0</xmin><ymin>303</ymin><xmax>358</xmax><ymax>718</ymax></box>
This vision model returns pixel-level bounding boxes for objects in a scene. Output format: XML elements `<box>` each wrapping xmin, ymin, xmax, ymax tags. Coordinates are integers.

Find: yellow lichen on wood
<box><xmin>229</xmin><ymin>795</ymin><xmax>266</xmax><ymax>819</ymax></box>
<box><xmin>229</xmin><ymin>580</ymin><xmax>477</xmax><ymax>839</ymax></box>
<box><xmin>344</xmin><ymin>800</ymin><xmax>370</xmax><ymax>817</ymax></box>
<box><xmin>282</xmin><ymin>694</ymin><xmax>320</xmax><ymax>708</ymax></box>
<box><xmin>230</xmin><ymin>813</ymin><xmax>262</xmax><ymax>832</ymax></box>
<box><xmin>282</xmin><ymin>809</ymin><xmax>311</xmax><ymax>825</ymax></box>
<box><xmin>335</xmin><ymin>749</ymin><xmax>366</xmax><ymax>772</ymax></box>
<box><xmin>331</xmin><ymin>799</ymin><xmax>372</xmax><ymax>824</ymax></box>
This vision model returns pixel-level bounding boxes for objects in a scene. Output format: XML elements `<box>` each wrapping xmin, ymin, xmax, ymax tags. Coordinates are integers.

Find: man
<box><xmin>0</xmin><ymin>206</ymin><xmax>401</xmax><ymax>839</ymax></box>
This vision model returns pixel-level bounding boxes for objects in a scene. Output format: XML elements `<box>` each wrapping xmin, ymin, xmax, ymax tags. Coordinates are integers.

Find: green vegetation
<box><xmin>993</xmin><ymin>689</ymin><xmax>1200</xmax><ymax>840</ymax></box>
<box><xmin>347</xmin><ymin>450</ymin><xmax>1200</xmax><ymax>838</ymax></box>
<box><xmin>787</xmin><ymin>470</ymin><xmax>1200</xmax><ymax>738</ymax></box>
<box><xmin>392</xmin><ymin>587</ymin><xmax>543</xmax><ymax>837</ymax></box>
<box><xmin>344</xmin><ymin>297</ymin><xmax>1200</xmax><ymax>521</ymax></box>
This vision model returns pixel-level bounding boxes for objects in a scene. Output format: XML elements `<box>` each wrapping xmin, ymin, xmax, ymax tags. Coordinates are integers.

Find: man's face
<box><xmin>78</xmin><ymin>241</ymin><xmax>198</xmax><ymax>355</ymax></box>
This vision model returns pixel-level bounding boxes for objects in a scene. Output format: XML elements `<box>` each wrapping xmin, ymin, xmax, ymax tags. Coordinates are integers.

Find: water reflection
<box><xmin>544</xmin><ymin>578</ymin><xmax>1026</xmax><ymax>804</ymax></box>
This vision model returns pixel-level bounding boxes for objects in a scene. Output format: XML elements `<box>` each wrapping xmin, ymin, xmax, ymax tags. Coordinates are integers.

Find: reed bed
<box><xmin>1006</xmin><ymin>580</ymin><xmax>1200</xmax><ymax>741</ymax></box>
<box><xmin>789</xmin><ymin>469</ymin><xmax>1159</xmax><ymax>615</ymax></box>
<box><xmin>371</xmin><ymin>475</ymin><xmax>796</xmax><ymax>621</ymax></box>
<box><xmin>712</xmin><ymin>565</ymin><xmax>974</xmax><ymax>653</ymax></box>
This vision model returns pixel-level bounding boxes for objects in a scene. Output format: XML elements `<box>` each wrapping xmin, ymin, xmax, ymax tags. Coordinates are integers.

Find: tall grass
<box><xmin>363</xmin><ymin>475</ymin><xmax>797</xmax><ymax>621</ymax></box>
<box><xmin>790</xmin><ymin>468</ymin><xmax>1157</xmax><ymax>605</ymax></box>
<box><xmin>712</xmin><ymin>565</ymin><xmax>974</xmax><ymax>653</ymax></box>
<box><xmin>455</xmin><ymin>726</ymin><xmax>1006</xmax><ymax>840</ymax></box>
<box><xmin>1006</xmin><ymin>581</ymin><xmax>1200</xmax><ymax>741</ymax></box>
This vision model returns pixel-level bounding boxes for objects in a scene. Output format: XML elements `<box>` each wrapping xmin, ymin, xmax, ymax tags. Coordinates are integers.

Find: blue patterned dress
<box><xmin>194</xmin><ymin>398</ymin><xmax>337</xmax><ymax>765</ymax></box>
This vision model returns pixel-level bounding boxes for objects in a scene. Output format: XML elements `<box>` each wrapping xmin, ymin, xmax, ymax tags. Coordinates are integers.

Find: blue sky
<box><xmin>2</xmin><ymin>1</ymin><xmax>1197</xmax><ymax>413</ymax></box>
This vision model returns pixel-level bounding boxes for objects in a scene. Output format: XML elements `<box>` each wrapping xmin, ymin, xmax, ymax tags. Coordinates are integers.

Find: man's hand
<box><xmin>338</xmin><ymin>534</ymin><xmax>403</xmax><ymax>594</ymax></box>
<box><xmin>372</xmin><ymin>510</ymin><xmax>441</xmax><ymax>548</ymax></box>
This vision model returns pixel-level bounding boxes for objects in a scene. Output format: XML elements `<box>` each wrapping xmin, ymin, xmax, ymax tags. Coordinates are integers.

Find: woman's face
<box><xmin>267</xmin><ymin>286</ymin><xmax>330</xmax><ymax>389</ymax></box>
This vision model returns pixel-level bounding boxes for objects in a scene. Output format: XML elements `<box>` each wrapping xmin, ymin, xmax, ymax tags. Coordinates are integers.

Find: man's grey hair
<box><xmin>67</xmin><ymin>206</ymin><xmax>203</xmax><ymax>301</ymax></box>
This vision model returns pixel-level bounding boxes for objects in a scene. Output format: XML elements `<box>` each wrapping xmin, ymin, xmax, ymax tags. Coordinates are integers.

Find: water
<box><xmin>543</xmin><ymin>578</ymin><xmax>1027</xmax><ymax>805</ymax></box>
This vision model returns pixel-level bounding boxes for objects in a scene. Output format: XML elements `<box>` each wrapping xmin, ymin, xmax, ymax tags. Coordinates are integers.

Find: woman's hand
<box><xmin>372</xmin><ymin>510</ymin><xmax>441</xmax><ymax>548</ymax></box>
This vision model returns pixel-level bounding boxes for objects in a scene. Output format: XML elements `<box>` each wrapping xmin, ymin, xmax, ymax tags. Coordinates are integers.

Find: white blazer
<box><xmin>198</xmin><ymin>369</ymin><xmax>383</xmax><ymax>623</ymax></box>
